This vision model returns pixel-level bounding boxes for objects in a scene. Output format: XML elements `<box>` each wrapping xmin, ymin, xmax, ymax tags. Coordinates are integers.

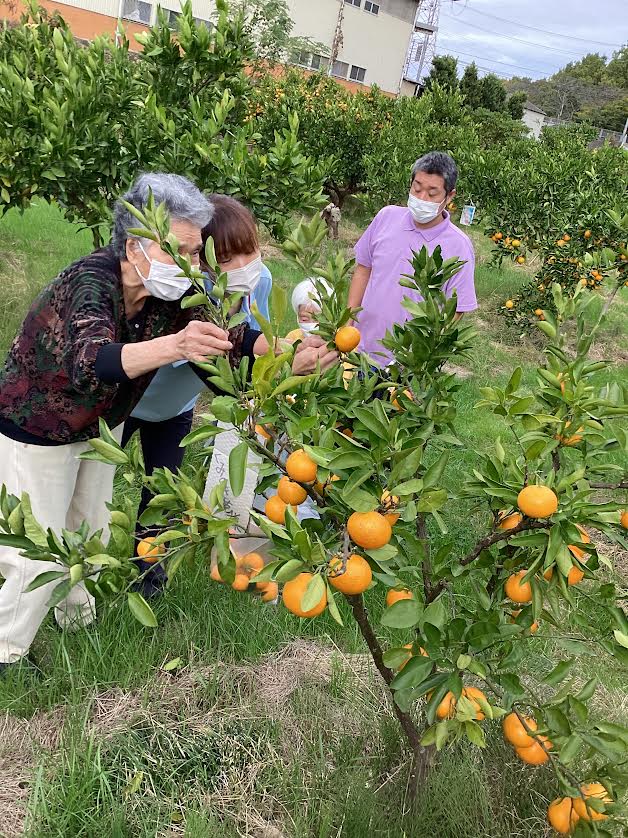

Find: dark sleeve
<box><xmin>61</xmin><ymin>272</ymin><xmax>120</xmax><ymax>394</ymax></box>
<box><xmin>94</xmin><ymin>343</ymin><xmax>131</xmax><ymax>384</ymax></box>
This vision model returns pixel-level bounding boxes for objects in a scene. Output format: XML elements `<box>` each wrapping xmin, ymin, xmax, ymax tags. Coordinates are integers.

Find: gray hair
<box><xmin>111</xmin><ymin>172</ymin><xmax>214</xmax><ymax>259</ymax></box>
<box><xmin>411</xmin><ymin>152</ymin><xmax>458</xmax><ymax>194</ymax></box>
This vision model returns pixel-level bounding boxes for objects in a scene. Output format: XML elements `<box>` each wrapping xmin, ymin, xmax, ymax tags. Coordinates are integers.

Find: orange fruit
<box><xmin>398</xmin><ymin>642</ymin><xmax>428</xmax><ymax>670</ymax></box>
<box><xmin>255</xmin><ymin>423</ymin><xmax>272</xmax><ymax>441</ymax></box>
<box><xmin>517</xmin><ymin>485</ymin><xmax>558</xmax><ymax>518</ymax></box>
<box><xmin>572</xmin><ymin>782</ymin><xmax>611</xmax><ymax>822</ymax></box>
<box><xmin>286</xmin><ymin>450</ymin><xmax>317</xmax><ymax>483</ymax></box>
<box><xmin>210</xmin><ymin>562</ymin><xmax>225</xmax><ymax>583</ymax></box>
<box><xmin>534</xmin><ymin>308</ymin><xmax>544</xmax><ymax>317</ymax></box>
<box><xmin>495</xmin><ymin>232</ymin><xmax>503</xmax><ymax>240</ymax></box>
<box><xmin>137</xmin><ymin>536</ymin><xmax>164</xmax><ymax>564</ymax></box>
<box><xmin>386</xmin><ymin>588</ymin><xmax>414</xmax><ymax>607</ymax></box>
<box><xmin>277</xmin><ymin>476</ymin><xmax>307</xmax><ymax>505</ymax></box>
<box><xmin>381</xmin><ymin>490</ymin><xmax>400</xmax><ymax>525</ymax></box>
<box><xmin>256</xmin><ymin>580</ymin><xmax>279</xmax><ymax>602</ymax></box>
<box><xmin>505</xmin><ymin>570</ymin><xmax>532</xmax><ymax>603</ymax></box>
<box><xmin>505</xmin><ymin>299</ymin><xmax>514</xmax><ymax>309</ymax></box>
<box><xmin>503</xmin><ymin>712</ymin><xmax>537</xmax><ymax>748</ymax></box>
<box><xmin>498</xmin><ymin>511</ymin><xmax>523</xmax><ymax>530</ymax></box>
<box><xmin>232</xmin><ymin>573</ymin><xmax>251</xmax><ymax>591</ymax></box>
<box><xmin>529</xmin><ymin>621</ymin><xmax>539</xmax><ymax>633</ymax></box>
<box><xmin>237</xmin><ymin>552</ymin><xmax>265</xmax><ymax>577</ymax></box>
<box><xmin>265</xmin><ymin>495</ymin><xmax>296</xmax><ymax>525</ymax></box>
<box><xmin>557</xmin><ymin>421</ymin><xmax>584</xmax><ymax>446</ymax></box>
<box><xmin>435</xmin><ymin>687</ymin><xmax>486</xmax><ymax>720</ymax></box>
<box><xmin>347</xmin><ymin>511</ymin><xmax>392</xmax><ymax>550</ymax></box>
<box><xmin>390</xmin><ymin>388</ymin><xmax>413</xmax><ymax>410</ymax></box>
<box><xmin>548</xmin><ymin>797</ymin><xmax>579</xmax><ymax>835</ymax></box>
<box><xmin>334</xmin><ymin>326</ymin><xmax>361</xmax><ymax>353</ymax></box>
<box><xmin>512</xmin><ymin>239</ymin><xmax>521</xmax><ymax>248</ymax></box>
<box><xmin>515</xmin><ymin>735</ymin><xmax>552</xmax><ymax>765</ymax></box>
<box><xmin>328</xmin><ymin>554</ymin><xmax>372</xmax><ymax>595</ymax></box>
<box><xmin>282</xmin><ymin>572</ymin><xmax>327</xmax><ymax>618</ymax></box>
<box><xmin>563</xmin><ymin>234</ymin><xmax>571</xmax><ymax>242</ymax></box>
<box><xmin>584</xmin><ymin>229</ymin><xmax>592</xmax><ymax>239</ymax></box>
<box><xmin>516</xmin><ymin>256</ymin><xmax>526</xmax><ymax>265</ymax></box>
<box><xmin>621</xmin><ymin>510</ymin><xmax>628</xmax><ymax>529</ymax></box>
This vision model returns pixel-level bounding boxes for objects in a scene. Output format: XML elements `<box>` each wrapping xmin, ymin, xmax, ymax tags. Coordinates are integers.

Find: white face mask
<box><xmin>299</xmin><ymin>320</ymin><xmax>319</xmax><ymax>334</ymax></box>
<box><xmin>225</xmin><ymin>256</ymin><xmax>262</xmax><ymax>295</ymax></box>
<box><xmin>135</xmin><ymin>242</ymin><xmax>192</xmax><ymax>302</ymax></box>
<box><xmin>407</xmin><ymin>193</ymin><xmax>445</xmax><ymax>225</ymax></box>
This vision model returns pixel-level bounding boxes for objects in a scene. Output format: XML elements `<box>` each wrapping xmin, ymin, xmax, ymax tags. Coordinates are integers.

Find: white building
<box><xmin>522</xmin><ymin>102</ymin><xmax>546</xmax><ymax>139</ymax></box>
<box><xmin>285</xmin><ymin>0</ymin><xmax>421</xmax><ymax>95</ymax></box>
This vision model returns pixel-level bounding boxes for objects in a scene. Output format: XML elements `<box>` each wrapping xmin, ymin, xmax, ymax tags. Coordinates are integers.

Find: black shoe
<box><xmin>132</xmin><ymin>560</ymin><xmax>168</xmax><ymax>600</ymax></box>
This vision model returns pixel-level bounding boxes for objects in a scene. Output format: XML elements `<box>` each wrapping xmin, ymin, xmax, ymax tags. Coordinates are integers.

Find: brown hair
<box><xmin>201</xmin><ymin>194</ymin><xmax>259</xmax><ymax>266</ymax></box>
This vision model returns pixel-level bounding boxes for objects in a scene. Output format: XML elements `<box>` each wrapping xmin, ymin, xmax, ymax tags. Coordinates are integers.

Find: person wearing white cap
<box><xmin>286</xmin><ymin>277</ymin><xmax>333</xmax><ymax>342</ymax></box>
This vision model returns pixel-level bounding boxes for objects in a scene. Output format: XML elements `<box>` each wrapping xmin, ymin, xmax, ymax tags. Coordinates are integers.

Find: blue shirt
<box><xmin>130</xmin><ymin>264</ymin><xmax>272</xmax><ymax>423</ymax></box>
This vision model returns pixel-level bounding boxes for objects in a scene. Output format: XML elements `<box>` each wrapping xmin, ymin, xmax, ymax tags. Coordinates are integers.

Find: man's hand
<box><xmin>292</xmin><ymin>340</ymin><xmax>339</xmax><ymax>375</ymax></box>
<box><xmin>175</xmin><ymin>321</ymin><xmax>232</xmax><ymax>363</ymax></box>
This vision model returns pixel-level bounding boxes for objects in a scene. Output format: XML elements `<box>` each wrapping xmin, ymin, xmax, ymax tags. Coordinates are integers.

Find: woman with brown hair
<box><xmin>122</xmin><ymin>194</ymin><xmax>273</xmax><ymax>595</ymax></box>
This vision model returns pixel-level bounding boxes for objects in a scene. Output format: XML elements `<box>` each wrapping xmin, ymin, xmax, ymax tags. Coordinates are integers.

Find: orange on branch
<box><xmin>347</xmin><ymin>511</ymin><xmax>392</xmax><ymax>550</ymax></box>
<box><xmin>386</xmin><ymin>588</ymin><xmax>414</xmax><ymax>607</ymax></box>
<box><xmin>277</xmin><ymin>476</ymin><xmax>307</xmax><ymax>506</ymax></box>
<box><xmin>505</xmin><ymin>570</ymin><xmax>533</xmax><ymax>603</ymax></box>
<box><xmin>282</xmin><ymin>572</ymin><xmax>327</xmax><ymax>618</ymax></box>
<box><xmin>328</xmin><ymin>554</ymin><xmax>372</xmax><ymax>595</ymax></box>
<box><xmin>547</xmin><ymin>797</ymin><xmax>579</xmax><ymax>835</ymax></box>
<box><xmin>517</xmin><ymin>485</ymin><xmax>558</xmax><ymax>518</ymax></box>
<box><xmin>256</xmin><ymin>581</ymin><xmax>279</xmax><ymax>602</ymax></box>
<box><xmin>515</xmin><ymin>735</ymin><xmax>552</xmax><ymax>765</ymax></box>
<box><xmin>497</xmin><ymin>511</ymin><xmax>523</xmax><ymax>530</ymax></box>
<box><xmin>137</xmin><ymin>536</ymin><xmax>164</xmax><ymax>564</ymax></box>
<box><xmin>621</xmin><ymin>510</ymin><xmax>628</xmax><ymax>529</ymax></box>
<box><xmin>334</xmin><ymin>326</ymin><xmax>361</xmax><ymax>353</ymax></box>
<box><xmin>503</xmin><ymin>712</ymin><xmax>537</xmax><ymax>748</ymax></box>
<box><xmin>286</xmin><ymin>449</ymin><xmax>318</xmax><ymax>483</ymax></box>
<box><xmin>265</xmin><ymin>495</ymin><xmax>296</xmax><ymax>525</ymax></box>
<box><xmin>237</xmin><ymin>552</ymin><xmax>265</xmax><ymax>578</ymax></box>
<box><xmin>232</xmin><ymin>573</ymin><xmax>251</xmax><ymax>592</ymax></box>
<box><xmin>572</xmin><ymin>782</ymin><xmax>612</xmax><ymax>822</ymax></box>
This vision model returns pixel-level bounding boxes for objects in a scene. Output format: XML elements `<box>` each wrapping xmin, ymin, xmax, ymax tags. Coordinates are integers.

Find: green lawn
<box><xmin>0</xmin><ymin>201</ymin><xmax>626</xmax><ymax>838</ymax></box>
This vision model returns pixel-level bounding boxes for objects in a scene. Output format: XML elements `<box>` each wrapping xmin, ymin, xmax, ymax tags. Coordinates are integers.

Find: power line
<box><xmin>459</xmin><ymin>6</ymin><xmax>623</xmax><ymax>49</ymax></box>
<box><xmin>440</xmin><ymin>12</ymin><xmax>590</xmax><ymax>58</ymax></box>
<box><xmin>439</xmin><ymin>44</ymin><xmax>559</xmax><ymax>76</ymax></box>
<box><xmin>436</xmin><ymin>55</ymin><xmax>512</xmax><ymax>80</ymax></box>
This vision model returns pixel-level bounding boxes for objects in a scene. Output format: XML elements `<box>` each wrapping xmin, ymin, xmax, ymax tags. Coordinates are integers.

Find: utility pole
<box><xmin>328</xmin><ymin>0</ymin><xmax>346</xmax><ymax>77</ymax></box>
<box><xmin>402</xmin><ymin>0</ymin><xmax>462</xmax><ymax>94</ymax></box>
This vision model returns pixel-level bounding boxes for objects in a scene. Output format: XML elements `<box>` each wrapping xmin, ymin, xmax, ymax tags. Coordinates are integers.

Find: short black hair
<box><xmin>411</xmin><ymin>152</ymin><xmax>458</xmax><ymax>193</ymax></box>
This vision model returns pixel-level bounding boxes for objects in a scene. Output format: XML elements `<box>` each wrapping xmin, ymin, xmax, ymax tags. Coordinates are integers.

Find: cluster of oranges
<box><xmin>501</xmin><ymin>486</ymin><xmax>593</xmax><ymax>614</ymax></box>
<box><xmin>503</xmin><ymin>711</ymin><xmax>552</xmax><ymax>765</ymax></box>
<box><xmin>547</xmin><ymin>784</ymin><xmax>612</xmax><ymax>834</ymax></box>
<box><xmin>264</xmin><ymin>450</ymin><xmax>316</xmax><ymax>525</ymax></box>
<box><xmin>490</xmin><ymin>231</ymin><xmax>526</xmax><ymax>265</ymax></box>
<box><xmin>211</xmin><ymin>551</ymin><xmax>279</xmax><ymax>602</ymax></box>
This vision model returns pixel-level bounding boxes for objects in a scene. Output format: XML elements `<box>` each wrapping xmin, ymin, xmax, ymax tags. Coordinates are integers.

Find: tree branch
<box><xmin>460</xmin><ymin>520</ymin><xmax>548</xmax><ymax>567</ymax></box>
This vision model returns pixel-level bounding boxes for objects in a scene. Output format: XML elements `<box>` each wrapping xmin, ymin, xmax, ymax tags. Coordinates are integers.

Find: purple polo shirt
<box><xmin>354</xmin><ymin>206</ymin><xmax>477</xmax><ymax>365</ymax></box>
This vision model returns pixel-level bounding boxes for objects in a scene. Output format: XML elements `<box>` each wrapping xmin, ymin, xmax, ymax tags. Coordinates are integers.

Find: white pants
<box><xmin>0</xmin><ymin>429</ymin><xmax>121</xmax><ymax>664</ymax></box>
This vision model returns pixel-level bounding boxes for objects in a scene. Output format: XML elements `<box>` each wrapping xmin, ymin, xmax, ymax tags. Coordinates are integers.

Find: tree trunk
<box><xmin>347</xmin><ymin>594</ymin><xmax>432</xmax><ymax>800</ymax></box>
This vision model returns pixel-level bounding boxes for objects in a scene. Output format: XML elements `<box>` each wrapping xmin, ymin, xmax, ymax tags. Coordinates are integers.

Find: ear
<box><xmin>449</xmin><ymin>188</ymin><xmax>457</xmax><ymax>201</ymax></box>
<box><xmin>125</xmin><ymin>237</ymin><xmax>142</xmax><ymax>265</ymax></box>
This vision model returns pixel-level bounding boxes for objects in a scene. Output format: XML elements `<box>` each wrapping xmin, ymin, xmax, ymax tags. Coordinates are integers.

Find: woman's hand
<box><xmin>292</xmin><ymin>339</ymin><xmax>339</xmax><ymax>375</ymax></box>
<box><xmin>175</xmin><ymin>321</ymin><xmax>232</xmax><ymax>363</ymax></box>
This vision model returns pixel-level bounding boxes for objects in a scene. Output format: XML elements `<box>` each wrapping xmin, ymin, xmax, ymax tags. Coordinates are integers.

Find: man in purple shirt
<box><xmin>349</xmin><ymin>151</ymin><xmax>478</xmax><ymax>366</ymax></box>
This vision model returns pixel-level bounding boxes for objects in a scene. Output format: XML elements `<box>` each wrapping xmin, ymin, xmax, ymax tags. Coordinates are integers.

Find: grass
<box><xmin>0</xmin><ymin>200</ymin><xmax>627</xmax><ymax>837</ymax></box>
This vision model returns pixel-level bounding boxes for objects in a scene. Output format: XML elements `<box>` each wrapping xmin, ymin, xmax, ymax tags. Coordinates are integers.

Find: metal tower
<box><xmin>403</xmin><ymin>0</ymin><xmax>443</xmax><ymax>88</ymax></box>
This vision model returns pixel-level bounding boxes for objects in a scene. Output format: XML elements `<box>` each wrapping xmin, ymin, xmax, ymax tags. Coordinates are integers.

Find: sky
<box><xmin>425</xmin><ymin>0</ymin><xmax>627</xmax><ymax>81</ymax></box>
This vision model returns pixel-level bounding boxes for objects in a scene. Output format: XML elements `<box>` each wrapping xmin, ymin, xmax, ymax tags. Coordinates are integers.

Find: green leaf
<box><xmin>325</xmin><ymin>587</ymin><xmax>344</xmax><ymax>626</ymax></box>
<box><xmin>0</xmin><ymin>533</ymin><xmax>35</xmax><ymax>550</ymax></box>
<box><xmin>380</xmin><ymin>598</ymin><xmax>422</xmax><ymax>629</ymax></box>
<box><xmin>416</xmin><ymin>489</ymin><xmax>448</xmax><ymax>513</ymax></box>
<box><xmin>393</xmin><ymin>479</ymin><xmax>424</xmax><ymax>495</ymax></box>
<box><xmin>228</xmin><ymin>441</ymin><xmax>248</xmax><ymax>497</ymax></box>
<box><xmin>271</xmin><ymin>374</ymin><xmax>316</xmax><ymax>398</ymax></box>
<box><xmin>163</xmin><ymin>657</ymin><xmax>182</xmax><ymax>672</ymax></box>
<box><xmin>422</xmin><ymin>452</ymin><xmax>449</xmax><ymax>489</ymax></box>
<box><xmin>181</xmin><ymin>292</ymin><xmax>209</xmax><ymax>309</ymax></box>
<box><xmin>127</xmin><ymin>592</ymin><xmax>158</xmax><ymax>628</ymax></box>
<box><xmin>383</xmin><ymin>647</ymin><xmax>412</xmax><ymax>670</ymax></box>
<box><xmin>301</xmin><ymin>574</ymin><xmax>326</xmax><ymax>613</ymax></box>
<box><xmin>343</xmin><ymin>487</ymin><xmax>379</xmax><ymax>513</ymax></box>
<box><xmin>613</xmin><ymin>630</ymin><xmax>628</xmax><ymax>649</ymax></box>
<box><xmin>24</xmin><ymin>570</ymin><xmax>66</xmax><ymax>592</ymax></box>
<box><xmin>390</xmin><ymin>655</ymin><xmax>432</xmax><ymax>690</ymax></box>
<box><xmin>275</xmin><ymin>559</ymin><xmax>306</xmax><ymax>583</ymax></box>
<box><xmin>46</xmin><ymin>579</ymin><xmax>72</xmax><ymax>609</ymax></box>
<box><xmin>353</xmin><ymin>406</ymin><xmax>389</xmax><ymax>438</ymax></box>
<box><xmin>543</xmin><ymin>659</ymin><xmax>575</xmax><ymax>686</ymax></box>
<box><xmin>366</xmin><ymin>545</ymin><xmax>398</xmax><ymax>562</ymax></box>
<box><xmin>20</xmin><ymin>493</ymin><xmax>49</xmax><ymax>548</ymax></box>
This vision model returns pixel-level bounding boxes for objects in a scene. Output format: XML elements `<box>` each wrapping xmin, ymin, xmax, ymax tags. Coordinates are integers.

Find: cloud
<box><xmin>433</xmin><ymin>0</ymin><xmax>625</xmax><ymax>80</ymax></box>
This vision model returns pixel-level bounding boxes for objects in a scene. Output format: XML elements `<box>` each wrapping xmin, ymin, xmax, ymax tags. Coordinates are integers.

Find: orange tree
<box><xmin>0</xmin><ymin>0</ymin><xmax>327</xmax><ymax>243</ymax></box>
<box><xmin>1</xmin><ymin>207</ymin><xmax>628</xmax><ymax>833</ymax></box>
<box><xmin>249</xmin><ymin>68</ymin><xmax>394</xmax><ymax>208</ymax></box>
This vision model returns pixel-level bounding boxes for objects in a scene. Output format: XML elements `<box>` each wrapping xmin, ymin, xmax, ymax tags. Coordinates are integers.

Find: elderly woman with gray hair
<box><xmin>0</xmin><ymin>172</ymin><xmax>269</xmax><ymax>673</ymax></box>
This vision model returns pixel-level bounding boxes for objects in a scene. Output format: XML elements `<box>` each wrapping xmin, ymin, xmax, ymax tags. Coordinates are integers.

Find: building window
<box><xmin>346</xmin><ymin>0</ymin><xmax>361</xmax><ymax>6</ymax></box>
<box><xmin>165</xmin><ymin>8</ymin><xmax>180</xmax><ymax>28</ymax></box>
<box><xmin>291</xmin><ymin>49</ymin><xmax>311</xmax><ymax>68</ymax></box>
<box><xmin>194</xmin><ymin>17</ymin><xmax>211</xmax><ymax>28</ymax></box>
<box><xmin>364</xmin><ymin>1</ymin><xmax>379</xmax><ymax>14</ymax></box>
<box><xmin>310</xmin><ymin>53</ymin><xmax>330</xmax><ymax>71</ymax></box>
<box><xmin>349</xmin><ymin>65</ymin><xmax>366</xmax><ymax>83</ymax></box>
<box><xmin>122</xmin><ymin>0</ymin><xmax>152</xmax><ymax>23</ymax></box>
<box><xmin>331</xmin><ymin>60</ymin><xmax>349</xmax><ymax>79</ymax></box>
